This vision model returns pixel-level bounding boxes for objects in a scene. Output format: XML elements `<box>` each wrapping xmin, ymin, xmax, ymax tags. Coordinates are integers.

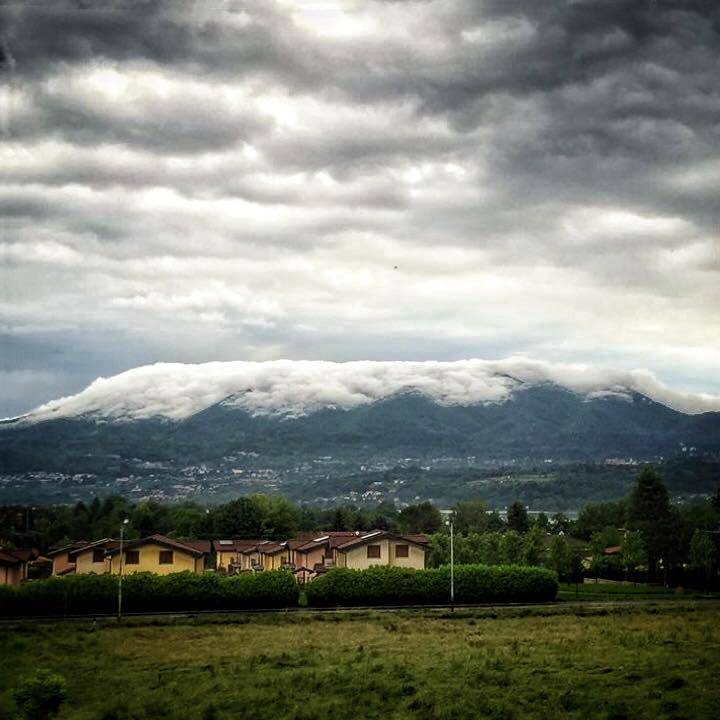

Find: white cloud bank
<box><xmin>12</xmin><ymin>358</ymin><xmax>720</xmax><ymax>423</ymax></box>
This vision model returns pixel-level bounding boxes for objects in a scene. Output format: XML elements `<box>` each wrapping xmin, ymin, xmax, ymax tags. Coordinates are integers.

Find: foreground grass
<box><xmin>1</xmin><ymin>604</ymin><xmax>719</xmax><ymax>720</ymax></box>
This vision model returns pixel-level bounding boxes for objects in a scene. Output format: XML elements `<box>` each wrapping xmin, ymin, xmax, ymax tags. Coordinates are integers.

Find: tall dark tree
<box><xmin>397</xmin><ymin>501</ymin><xmax>443</xmax><ymax>534</ymax></box>
<box><xmin>454</xmin><ymin>498</ymin><xmax>488</xmax><ymax>534</ymax></box>
<box><xmin>627</xmin><ymin>467</ymin><xmax>674</xmax><ymax>580</ymax></box>
<box><xmin>507</xmin><ymin>502</ymin><xmax>529</xmax><ymax>533</ymax></box>
<box><xmin>213</xmin><ymin>497</ymin><xmax>266</xmax><ymax>538</ymax></box>
<box><xmin>486</xmin><ymin>510</ymin><xmax>506</xmax><ymax>532</ymax></box>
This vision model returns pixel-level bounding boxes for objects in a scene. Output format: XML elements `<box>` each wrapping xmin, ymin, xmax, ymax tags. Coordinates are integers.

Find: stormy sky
<box><xmin>1</xmin><ymin>0</ymin><xmax>719</xmax><ymax>417</ymax></box>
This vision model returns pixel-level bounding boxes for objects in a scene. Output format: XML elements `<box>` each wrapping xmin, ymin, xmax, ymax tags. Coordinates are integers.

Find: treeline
<box><xmin>0</xmin><ymin>494</ymin><xmax>560</xmax><ymax>552</ymax></box>
<box><xmin>2</xmin><ymin>468</ymin><xmax>719</xmax><ymax>586</ymax></box>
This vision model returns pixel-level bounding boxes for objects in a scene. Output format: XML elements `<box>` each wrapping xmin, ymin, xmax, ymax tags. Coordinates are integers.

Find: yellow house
<box><xmin>48</xmin><ymin>541</ymin><xmax>90</xmax><ymax>576</ymax></box>
<box><xmin>106</xmin><ymin>535</ymin><xmax>210</xmax><ymax>575</ymax></box>
<box><xmin>289</xmin><ymin>532</ymin><xmax>360</xmax><ymax>582</ymax></box>
<box><xmin>257</xmin><ymin>541</ymin><xmax>291</xmax><ymax>571</ymax></box>
<box><xmin>70</xmin><ymin>538</ymin><xmax>119</xmax><ymax>574</ymax></box>
<box><xmin>334</xmin><ymin>531</ymin><xmax>428</xmax><ymax>570</ymax></box>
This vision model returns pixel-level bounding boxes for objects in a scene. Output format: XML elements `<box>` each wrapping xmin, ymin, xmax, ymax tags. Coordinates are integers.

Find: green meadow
<box><xmin>1</xmin><ymin>604</ymin><xmax>719</xmax><ymax>720</ymax></box>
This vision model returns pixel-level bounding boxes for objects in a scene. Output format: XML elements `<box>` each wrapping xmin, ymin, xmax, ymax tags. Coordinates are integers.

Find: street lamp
<box><xmin>117</xmin><ymin>518</ymin><xmax>129</xmax><ymax>620</ymax></box>
<box><xmin>440</xmin><ymin>510</ymin><xmax>455</xmax><ymax>611</ymax></box>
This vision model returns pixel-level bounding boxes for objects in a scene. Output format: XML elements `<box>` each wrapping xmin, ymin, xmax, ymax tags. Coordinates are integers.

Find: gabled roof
<box><xmin>6</xmin><ymin>548</ymin><xmax>39</xmax><ymax>562</ymax></box>
<box><xmin>213</xmin><ymin>539</ymin><xmax>265</xmax><ymax>553</ymax></box>
<box><xmin>106</xmin><ymin>534</ymin><xmax>206</xmax><ymax>557</ymax></box>
<box><xmin>0</xmin><ymin>550</ymin><xmax>23</xmax><ymax>566</ymax></box>
<box><xmin>294</xmin><ymin>532</ymin><xmax>360</xmax><ymax>553</ymax></box>
<box><xmin>69</xmin><ymin>538</ymin><xmax>119</xmax><ymax>558</ymax></box>
<box><xmin>258</xmin><ymin>541</ymin><xmax>287</xmax><ymax>556</ymax></box>
<box><xmin>335</xmin><ymin>530</ymin><xmax>429</xmax><ymax>552</ymax></box>
<box><xmin>181</xmin><ymin>540</ymin><xmax>212</xmax><ymax>554</ymax></box>
<box><xmin>47</xmin><ymin>541</ymin><xmax>90</xmax><ymax>557</ymax></box>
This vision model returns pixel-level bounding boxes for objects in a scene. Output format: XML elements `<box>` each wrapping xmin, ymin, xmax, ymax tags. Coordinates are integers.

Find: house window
<box><xmin>67</xmin><ymin>552</ymin><xmax>73</xmax><ymax>563</ymax></box>
<box><xmin>159</xmin><ymin>550</ymin><xmax>174</xmax><ymax>565</ymax></box>
<box><xmin>367</xmin><ymin>545</ymin><xmax>381</xmax><ymax>559</ymax></box>
<box><xmin>125</xmin><ymin>550</ymin><xmax>140</xmax><ymax>565</ymax></box>
<box><xmin>92</xmin><ymin>548</ymin><xmax>105</xmax><ymax>563</ymax></box>
<box><xmin>395</xmin><ymin>544</ymin><xmax>409</xmax><ymax>558</ymax></box>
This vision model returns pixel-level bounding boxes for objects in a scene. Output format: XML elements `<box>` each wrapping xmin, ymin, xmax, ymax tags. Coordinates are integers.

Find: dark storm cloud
<box><xmin>1</xmin><ymin>0</ymin><xmax>719</xmax><ymax>415</ymax></box>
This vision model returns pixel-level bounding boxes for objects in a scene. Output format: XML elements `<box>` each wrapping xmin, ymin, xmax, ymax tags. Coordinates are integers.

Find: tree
<box><xmin>507</xmin><ymin>502</ymin><xmax>529</xmax><ymax>533</ymax></box>
<box><xmin>212</xmin><ymin>497</ymin><xmax>266</xmax><ymax>538</ymax></box>
<box><xmin>689</xmin><ymin>530</ymin><xmax>717</xmax><ymax>589</ymax></box>
<box><xmin>622</xmin><ymin>530</ymin><xmax>646</xmax><ymax>581</ymax></box>
<box><xmin>486</xmin><ymin>510</ymin><xmax>506</xmax><ymax>532</ymax></box>
<box><xmin>533</xmin><ymin>512</ymin><xmax>550</xmax><ymax>531</ymax></box>
<box><xmin>264</xmin><ymin>496</ymin><xmax>299</xmax><ymax>537</ymax></box>
<box><xmin>589</xmin><ymin>528</ymin><xmax>622</xmax><ymax>578</ymax></box>
<box><xmin>550</xmin><ymin>512</ymin><xmax>572</xmax><ymax>535</ymax></box>
<box><xmin>522</xmin><ymin>525</ymin><xmax>545</xmax><ymax>566</ymax></box>
<box><xmin>712</xmin><ymin>487</ymin><xmax>720</xmax><ymax>514</ymax></box>
<box><xmin>627</xmin><ymin>467</ymin><xmax>673</xmax><ymax>580</ymax></box>
<box><xmin>454</xmin><ymin>498</ymin><xmax>488</xmax><ymax>534</ymax></box>
<box><xmin>427</xmin><ymin>532</ymin><xmax>450</xmax><ymax>567</ymax></box>
<box><xmin>549</xmin><ymin>535</ymin><xmax>572</xmax><ymax>581</ymax></box>
<box><xmin>575</xmin><ymin>501</ymin><xmax>625</xmax><ymax>540</ymax></box>
<box><xmin>397</xmin><ymin>502</ymin><xmax>443</xmax><ymax>534</ymax></box>
<box><xmin>500</xmin><ymin>530</ymin><xmax>524</xmax><ymax>564</ymax></box>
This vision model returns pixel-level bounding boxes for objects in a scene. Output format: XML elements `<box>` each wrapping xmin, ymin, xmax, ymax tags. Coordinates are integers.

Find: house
<box><xmin>69</xmin><ymin>538</ymin><xmax>120</xmax><ymax>574</ymax></box>
<box><xmin>257</xmin><ymin>541</ymin><xmax>290</xmax><ymax>571</ymax></box>
<box><xmin>0</xmin><ymin>548</ymin><xmax>38</xmax><ymax>586</ymax></box>
<box><xmin>47</xmin><ymin>541</ymin><xmax>90</xmax><ymax>576</ymax></box>
<box><xmin>289</xmin><ymin>532</ymin><xmax>360</xmax><ymax>582</ymax></box>
<box><xmin>334</xmin><ymin>531</ymin><xmax>428</xmax><ymax>570</ymax></box>
<box><xmin>213</xmin><ymin>539</ymin><xmax>265</xmax><ymax>573</ymax></box>
<box><xmin>106</xmin><ymin>535</ymin><xmax>210</xmax><ymax>575</ymax></box>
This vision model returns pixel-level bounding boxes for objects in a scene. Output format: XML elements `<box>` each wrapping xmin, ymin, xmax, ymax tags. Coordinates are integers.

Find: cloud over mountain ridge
<box><xmin>13</xmin><ymin>358</ymin><xmax>720</xmax><ymax>424</ymax></box>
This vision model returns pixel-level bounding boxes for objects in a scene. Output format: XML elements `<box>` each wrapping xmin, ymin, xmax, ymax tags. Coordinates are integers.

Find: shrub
<box><xmin>305</xmin><ymin>564</ymin><xmax>558</xmax><ymax>607</ymax></box>
<box><xmin>13</xmin><ymin>670</ymin><xmax>68</xmax><ymax>720</ymax></box>
<box><xmin>0</xmin><ymin>571</ymin><xmax>299</xmax><ymax>616</ymax></box>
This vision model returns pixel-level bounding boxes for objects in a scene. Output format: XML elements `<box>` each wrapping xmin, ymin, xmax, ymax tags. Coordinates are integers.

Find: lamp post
<box><xmin>117</xmin><ymin>518</ymin><xmax>129</xmax><ymax>620</ymax></box>
<box><xmin>441</xmin><ymin>510</ymin><xmax>455</xmax><ymax>611</ymax></box>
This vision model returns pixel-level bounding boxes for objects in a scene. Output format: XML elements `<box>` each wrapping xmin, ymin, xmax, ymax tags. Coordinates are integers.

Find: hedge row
<box><xmin>0</xmin><ymin>570</ymin><xmax>299</xmax><ymax>616</ymax></box>
<box><xmin>304</xmin><ymin>565</ymin><xmax>558</xmax><ymax>606</ymax></box>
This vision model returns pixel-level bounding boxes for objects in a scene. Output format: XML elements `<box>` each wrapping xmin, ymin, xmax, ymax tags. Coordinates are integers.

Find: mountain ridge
<box><xmin>6</xmin><ymin>358</ymin><xmax>720</xmax><ymax>424</ymax></box>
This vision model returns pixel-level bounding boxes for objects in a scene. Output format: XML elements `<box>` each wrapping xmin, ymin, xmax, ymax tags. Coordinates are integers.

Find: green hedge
<box><xmin>304</xmin><ymin>565</ymin><xmax>558</xmax><ymax>606</ymax></box>
<box><xmin>0</xmin><ymin>570</ymin><xmax>299</xmax><ymax>616</ymax></box>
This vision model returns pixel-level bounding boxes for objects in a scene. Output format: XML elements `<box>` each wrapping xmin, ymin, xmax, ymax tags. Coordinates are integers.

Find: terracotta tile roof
<box><xmin>213</xmin><ymin>539</ymin><xmax>265</xmax><ymax>553</ymax></box>
<box><xmin>106</xmin><ymin>534</ymin><xmax>206</xmax><ymax>557</ymax></box>
<box><xmin>47</xmin><ymin>541</ymin><xmax>90</xmax><ymax>557</ymax></box>
<box><xmin>258</xmin><ymin>541</ymin><xmax>286</xmax><ymax>555</ymax></box>
<box><xmin>336</xmin><ymin>530</ymin><xmax>429</xmax><ymax>552</ymax></box>
<box><xmin>0</xmin><ymin>550</ymin><xmax>22</xmax><ymax>566</ymax></box>
<box><xmin>295</xmin><ymin>532</ymin><xmax>360</xmax><ymax>553</ymax></box>
<box><xmin>68</xmin><ymin>538</ymin><xmax>119</xmax><ymax>558</ymax></box>
<box><xmin>180</xmin><ymin>540</ymin><xmax>211</xmax><ymax>554</ymax></box>
<box><xmin>6</xmin><ymin>548</ymin><xmax>38</xmax><ymax>562</ymax></box>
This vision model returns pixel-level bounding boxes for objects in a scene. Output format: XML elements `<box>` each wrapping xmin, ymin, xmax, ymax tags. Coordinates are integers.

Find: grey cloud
<box><xmin>1</xmin><ymin>0</ymin><xmax>719</xmax><ymax>416</ymax></box>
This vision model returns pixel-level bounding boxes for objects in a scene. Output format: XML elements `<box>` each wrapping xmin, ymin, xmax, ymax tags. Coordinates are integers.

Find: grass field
<box><xmin>1</xmin><ymin>604</ymin><xmax>719</xmax><ymax>720</ymax></box>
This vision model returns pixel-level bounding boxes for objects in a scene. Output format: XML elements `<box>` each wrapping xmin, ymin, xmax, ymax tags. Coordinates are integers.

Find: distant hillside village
<box><xmin>1</xmin><ymin>530</ymin><xmax>428</xmax><ymax>587</ymax></box>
